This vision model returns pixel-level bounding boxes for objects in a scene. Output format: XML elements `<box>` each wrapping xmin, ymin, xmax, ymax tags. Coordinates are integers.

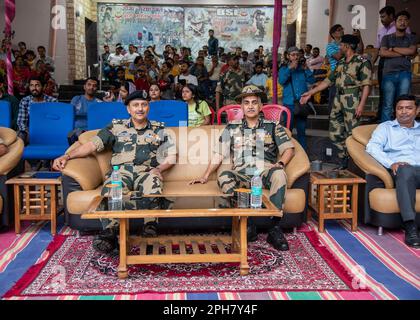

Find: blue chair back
<box><xmin>29</xmin><ymin>102</ymin><xmax>74</xmax><ymax>145</ymax></box>
<box><xmin>87</xmin><ymin>102</ymin><xmax>130</xmax><ymax>130</ymax></box>
<box><xmin>149</xmin><ymin>100</ymin><xmax>188</xmax><ymax>127</ymax></box>
<box><xmin>0</xmin><ymin>101</ymin><xmax>11</xmax><ymax>128</ymax></box>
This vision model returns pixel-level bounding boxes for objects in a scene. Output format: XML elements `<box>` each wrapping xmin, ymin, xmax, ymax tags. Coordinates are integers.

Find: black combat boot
<box><xmin>142</xmin><ymin>221</ymin><xmax>158</xmax><ymax>237</ymax></box>
<box><xmin>267</xmin><ymin>225</ymin><xmax>289</xmax><ymax>251</ymax></box>
<box><xmin>247</xmin><ymin>222</ymin><xmax>258</xmax><ymax>243</ymax></box>
<box><xmin>404</xmin><ymin>221</ymin><xmax>420</xmax><ymax>248</ymax></box>
<box><xmin>92</xmin><ymin>228</ymin><xmax>118</xmax><ymax>254</ymax></box>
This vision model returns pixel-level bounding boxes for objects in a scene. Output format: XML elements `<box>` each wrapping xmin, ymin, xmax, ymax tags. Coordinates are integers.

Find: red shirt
<box><xmin>135</xmin><ymin>78</ymin><xmax>150</xmax><ymax>91</ymax></box>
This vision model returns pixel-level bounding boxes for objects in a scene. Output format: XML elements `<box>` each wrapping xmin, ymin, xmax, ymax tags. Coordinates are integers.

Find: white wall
<box><xmin>306</xmin><ymin>0</ymin><xmax>330</xmax><ymax>55</ymax></box>
<box><xmin>0</xmin><ymin>0</ymin><xmax>69</xmax><ymax>84</ymax></box>
<box><xmin>333</xmin><ymin>0</ymin><xmax>381</xmax><ymax>47</ymax></box>
<box><xmin>307</xmin><ymin>0</ymin><xmax>383</xmax><ymax>55</ymax></box>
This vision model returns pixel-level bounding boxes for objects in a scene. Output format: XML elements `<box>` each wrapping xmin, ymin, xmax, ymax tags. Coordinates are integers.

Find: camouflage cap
<box><xmin>235</xmin><ymin>85</ymin><xmax>264</xmax><ymax>101</ymax></box>
<box><xmin>124</xmin><ymin>90</ymin><xmax>150</xmax><ymax>106</ymax></box>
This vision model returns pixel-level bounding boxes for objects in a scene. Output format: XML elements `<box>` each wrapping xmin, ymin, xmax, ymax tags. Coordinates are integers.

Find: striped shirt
<box><xmin>17</xmin><ymin>94</ymin><xmax>57</xmax><ymax>133</ymax></box>
<box><xmin>326</xmin><ymin>41</ymin><xmax>340</xmax><ymax>72</ymax></box>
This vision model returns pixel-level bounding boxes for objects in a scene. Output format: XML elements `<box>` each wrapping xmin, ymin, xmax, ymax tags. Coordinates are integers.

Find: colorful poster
<box><xmin>97</xmin><ymin>4</ymin><xmax>184</xmax><ymax>52</ymax></box>
<box><xmin>97</xmin><ymin>4</ymin><xmax>286</xmax><ymax>55</ymax></box>
<box><xmin>184</xmin><ymin>7</ymin><xmax>283</xmax><ymax>55</ymax></box>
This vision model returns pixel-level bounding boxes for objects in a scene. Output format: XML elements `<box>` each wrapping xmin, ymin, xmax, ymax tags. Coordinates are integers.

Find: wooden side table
<box><xmin>6</xmin><ymin>172</ymin><xmax>63</xmax><ymax>235</ymax></box>
<box><xmin>308</xmin><ymin>170</ymin><xmax>366</xmax><ymax>233</ymax></box>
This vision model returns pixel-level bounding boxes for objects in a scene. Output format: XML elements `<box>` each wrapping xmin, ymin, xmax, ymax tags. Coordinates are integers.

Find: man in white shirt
<box><xmin>123</xmin><ymin>44</ymin><xmax>139</xmax><ymax>66</ymax></box>
<box><xmin>174</xmin><ymin>60</ymin><xmax>198</xmax><ymax>99</ymax></box>
<box><xmin>106</xmin><ymin>45</ymin><xmax>124</xmax><ymax>80</ymax></box>
<box><xmin>107</xmin><ymin>46</ymin><xmax>124</xmax><ymax>68</ymax></box>
<box><xmin>366</xmin><ymin>95</ymin><xmax>420</xmax><ymax>248</ymax></box>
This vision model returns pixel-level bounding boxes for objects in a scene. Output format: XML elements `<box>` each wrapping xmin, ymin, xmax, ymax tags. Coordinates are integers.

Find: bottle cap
<box><xmin>113</xmin><ymin>165</ymin><xmax>119</xmax><ymax>170</ymax></box>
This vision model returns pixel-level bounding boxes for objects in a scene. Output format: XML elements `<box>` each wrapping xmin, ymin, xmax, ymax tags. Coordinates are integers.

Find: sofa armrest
<box><xmin>0</xmin><ymin>127</ymin><xmax>17</xmax><ymax>146</ymax></box>
<box><xmin>62</xmin><ymin>156</ymin><xmax>103</xmax><ymax>191</ymax></box>
<box><xmin>285</xmin><ymin>138</ymin><xmax>310</xmax><ymax>188</ymax></box>
<box><xmin>346</xmin><ymin>136</ymin><xmax>393</xmax><ymax>189</ymax></box>
<box><xmin>0</xmin><ymin>137</ymin><xmax>24</xmax><ymax>175</ymax></box>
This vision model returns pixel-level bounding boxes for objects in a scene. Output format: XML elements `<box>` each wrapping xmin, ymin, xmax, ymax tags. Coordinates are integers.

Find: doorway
<box><xmin>85</xmin><ymin>18</ymin><xmax>98</xmax><ymax>78</ymax></box>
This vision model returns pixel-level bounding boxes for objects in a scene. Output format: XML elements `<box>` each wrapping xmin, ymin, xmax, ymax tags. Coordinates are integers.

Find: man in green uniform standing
<box><xmin>190</xmin><ymin>85</ymin><xmax>295</xmax><ymax>251</ymax></box>
<box><xmin>301</xmin><ymin>34</ymin><xmax>372</xmax><ymax>168</ymax></box>
<box><xmin>53</xmin><ymin>90</ymin><xmax>177</xmax><ymax>253</ymax></box>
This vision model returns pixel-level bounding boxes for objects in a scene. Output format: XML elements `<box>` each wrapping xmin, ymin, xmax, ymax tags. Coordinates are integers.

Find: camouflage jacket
<box><xmin>91</xmin><ymin>119</ymin><xmax>177</xmax><ymax>168</ymax></box>
<box><xmin>219</xmin><ymin>68</ymin><xmax>246</xmax><ymax>101</ymax></box>
<box><xmin>325</xmin><ymin>54</ymin><xmax>372</xmax><ymax>91</ymax></box>
<box><xmin>214</xmin><ymin>117</ymin><xmax>295</xmax><ymax>175</ymax></box>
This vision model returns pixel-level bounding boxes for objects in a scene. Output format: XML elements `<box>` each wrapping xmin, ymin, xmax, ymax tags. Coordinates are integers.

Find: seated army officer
<box><xmin>53</xmin><ymin>90</ymin><xmax>177</xmax><ymax>253</ymax></box>
<box><xmin>189</xmin><ymin>85</ymin><xmax>295</xmax><ymax>251</ymax></box>
<box><xmin>366</xmin><ymin>94</ymin><xmax>420</xmax><ymax>248</ymax></box>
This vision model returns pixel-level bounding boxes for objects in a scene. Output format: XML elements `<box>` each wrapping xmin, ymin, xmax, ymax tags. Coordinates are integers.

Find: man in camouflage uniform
<box><xmin>190</xmin><ymin>85</ymin><xmax>295</xmax><ymax>251</ymax></box>
<box><xmin>53</xmin><ymin>90</ymin><xmax>177</xmax><ymax>253</ymax></box>
<box><xmin>215</xmin><ymin>55</ymin><xmax>246</xmax><ymax>111</ymax></box>
<box><xmin>301</xmin><ymin>34</ymin><xmax>372</xmax><ymax>168</ymax></box>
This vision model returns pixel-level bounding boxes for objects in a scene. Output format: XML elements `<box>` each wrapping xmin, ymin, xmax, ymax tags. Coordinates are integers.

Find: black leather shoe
<box><xmin>92</xmin><ymin>228</ymin><xmax>118</xmax><ymax>254</ymax></box>
<box><xmin>142</xmin><ymin>221</ymin><xmax>158</xmax><ymax>237</ymax></box>
<box><xmin>267</xmin><ymin>227</ymin><xmax>289</xmax><ymax>251</ymax></box>
<box><xmin>247</xmin><ymin>223</ymin><xmax>258</xmax><ymax>242</ymax></box>
<box><xmin>404</xmin><ymin>222</ymin><xmax>420</xmax><ymax>248</ymax></box>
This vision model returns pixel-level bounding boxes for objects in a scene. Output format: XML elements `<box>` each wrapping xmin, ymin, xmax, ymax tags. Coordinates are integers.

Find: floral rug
<box><xmin>4</xmin><ymin>231</ymin><xmax>369</xmax><ymax>297</ymax></box>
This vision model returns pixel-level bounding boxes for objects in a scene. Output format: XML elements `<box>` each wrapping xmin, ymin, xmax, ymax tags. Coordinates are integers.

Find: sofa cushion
<box><xmin>351</xmin><ymin>124</ymin><xmax>378</xmax><ymax>146</ymax></box>
<box><xmin>0</xmin><ymin>127</ymin><xmax>17</xmax><ymax>146</ymax></box>
<box><xmin>369</xmin><ymin>188</ymin><xmax>420</xmax><ymax>214</ymax></box>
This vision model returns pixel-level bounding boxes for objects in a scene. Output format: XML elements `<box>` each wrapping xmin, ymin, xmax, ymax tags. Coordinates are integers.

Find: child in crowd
<box><xmin>182</xmin><ymin>84</ymin><xmax>212</xmax><ymax>127</ymax></box>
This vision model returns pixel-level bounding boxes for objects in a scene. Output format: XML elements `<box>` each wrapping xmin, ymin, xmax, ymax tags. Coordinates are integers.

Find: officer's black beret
<box><xmin>341</xmin><ymin>34</ymin><xmax>360</xmax><ymax>46</ymax></box>
<box><xmin>124</xmin><ymin>90</ymin><xmax>150</xmax><ymax>106</ymax></box>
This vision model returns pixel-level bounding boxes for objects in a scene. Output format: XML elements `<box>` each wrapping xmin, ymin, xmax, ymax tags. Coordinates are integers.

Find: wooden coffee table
<box><xmin>308</xmin><ymin>170</ymin><xmax>366</xmax><ymax>232</ymax></box>
<box><xmin>6</xmin><ymin>172</ymin><xmax>63</xmax><ymax>235</ymax></box>
<box><xmin>82</xmin><ymin>193</ymin><xmax>282</xmax><ymax>279</ymax></box>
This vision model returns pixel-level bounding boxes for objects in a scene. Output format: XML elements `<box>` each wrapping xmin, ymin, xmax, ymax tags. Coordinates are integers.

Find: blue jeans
<box><xmin>381</xmin><ymin>71</ymin><xmax>411</xmax><ymax>122</ymax></box>
<box><xmin>284</xmin><ymin>104</ymin><xmax>307</xmax><ymax>151</ymax></box>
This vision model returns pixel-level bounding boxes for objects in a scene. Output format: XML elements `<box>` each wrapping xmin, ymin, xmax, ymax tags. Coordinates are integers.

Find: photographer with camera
<box><xmin>279</xmin><ymin>47</ymin><xmax>315</xmax><ymax>151</ymax></box>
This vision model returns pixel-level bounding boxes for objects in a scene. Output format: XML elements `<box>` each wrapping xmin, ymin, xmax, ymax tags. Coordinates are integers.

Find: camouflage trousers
<box><xmin>100</xmin><ymin>164</ymin><xmax>171</xmax><ymax>230</ymax></box>
<box><xmin>329</xmin><ymin>93</ymin><xmax>360</xmax><ymax>159</ymax></box>
<box><xmin>217</xmin><ymin>167</ymin><xmax>287</xmax><ymax>213</ymax></box>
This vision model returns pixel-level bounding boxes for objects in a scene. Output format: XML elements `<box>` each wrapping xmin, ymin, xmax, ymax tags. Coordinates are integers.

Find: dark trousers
<box><xmin>390</xmin><ymin>165</ymin><xmax>420</xmax><ymax>222</ymax></box>
<box><xmin>376</xmin><ymin>58</ymin><xmax>384</xmax><ymax>120</ymax></box>
<box><xmin>328</xmin><ymin>85</ymin><xmax>336</xmax><ymax>115</ymax></box>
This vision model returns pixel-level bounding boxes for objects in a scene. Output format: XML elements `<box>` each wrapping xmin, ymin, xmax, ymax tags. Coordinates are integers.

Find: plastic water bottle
<box><xmin>109</xmin><ymin>165</ymin><xmax>122</xmax><ymax>210</ymax></box>
<box><xmin>251</xmin><ymin>169</ymin><xmax>263</xmax><ymax>208</ymax></box>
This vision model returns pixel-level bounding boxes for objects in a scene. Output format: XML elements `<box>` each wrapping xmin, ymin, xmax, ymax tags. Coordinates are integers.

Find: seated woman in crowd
<box><xmin>149</xmin><ymin>84</ymin><xmax>162</xmax><ymax>102</ymax></box>
<box><xmin>157</xmin><ymin>62</ymin><xmax>175</xmax><ymax>100</ymax></box>
<box><xmin>12</xmin><ymin>55</ymin><xmax>31</xmax><ymax>99</ymax></box>
<box><xmin>182</xmin><ymin>83</ymin><xmax>212</xmax><ymax>127</ymax></box>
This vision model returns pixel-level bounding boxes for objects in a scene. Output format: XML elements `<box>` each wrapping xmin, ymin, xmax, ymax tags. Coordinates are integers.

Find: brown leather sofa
<box><xmin>62</xmin><ymin>125</ymin><xmax>310</xmax><ymax>232</ymax></box>
<box><xmin>0</xmin><ymin>127</ymin><xmax>24</xmax><ymax>226</ymax></box>
<box><xmin>346</xmin><ymin>124</ymin><xmax>420</xmax><ymax>234</ymax></box>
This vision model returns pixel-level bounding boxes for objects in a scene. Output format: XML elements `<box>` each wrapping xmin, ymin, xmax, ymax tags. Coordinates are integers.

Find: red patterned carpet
<box><xmin>4</xmin><ymin>231</ymin><xmax>368</xmax><ymax>297</ymax></box>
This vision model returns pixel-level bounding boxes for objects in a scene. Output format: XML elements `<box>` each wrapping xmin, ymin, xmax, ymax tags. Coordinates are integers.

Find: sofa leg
<box><xmin>293</xmin><ymin>227</ymin><xmax>297</xmax><ymax>235</ymax></box>
<box><xmin>377</xmin><ymin>227</ymin><xmax>383</xmax><ymax>236</ymax></box>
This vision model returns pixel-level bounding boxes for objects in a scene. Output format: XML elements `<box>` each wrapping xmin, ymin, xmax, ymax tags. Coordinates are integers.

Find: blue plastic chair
<box><xmin>149</xmin><ymin>100</ymin><xmax>188</xmax><ymax>127</ymax></box>
<box><xmin>0</xmin><ymin>101</ymin><xmax>11</xmax><ymax>128</ymax></box>
<box><xmin>87</xmin><ymin>102</ymin><xmax>130</xmax><ymax>130</ymax></box>
<box><xmin>23</xmin><ymin>102</ymin><xmax>74</xmax><ymax>160</ymax></box>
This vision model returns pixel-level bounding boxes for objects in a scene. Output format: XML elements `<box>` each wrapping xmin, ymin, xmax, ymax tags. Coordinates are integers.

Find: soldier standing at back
<box><xmin>53</xmin><ymin>90</ymin><xmax>177</xmax><ymax>254</ymax></box>
<box><xmin>301</xmin><ymin>34</ymin><xmax>372</xmax><ymax>169</ymax></box>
